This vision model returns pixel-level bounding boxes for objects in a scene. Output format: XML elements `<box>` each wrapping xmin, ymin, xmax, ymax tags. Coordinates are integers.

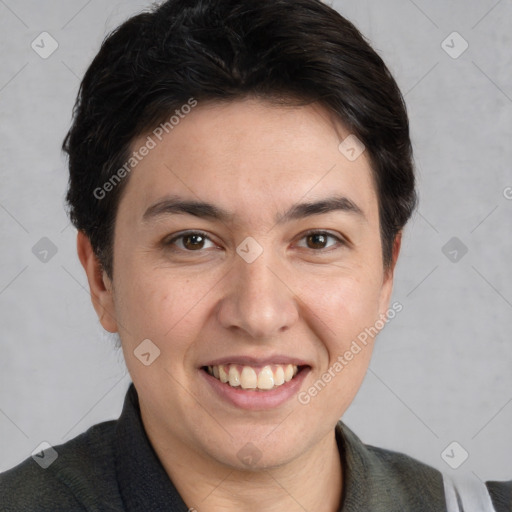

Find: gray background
<box><xmin>1</xmin><ymin>0</ymin><xmax>511</xmax><ymax>482</ymax></box>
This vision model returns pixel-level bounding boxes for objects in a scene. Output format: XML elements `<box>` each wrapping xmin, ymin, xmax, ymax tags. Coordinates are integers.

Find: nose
<box><xmin>216</xmin><ymin>248</ymin><xmax>299</xmax><ymax>340</ymax></box>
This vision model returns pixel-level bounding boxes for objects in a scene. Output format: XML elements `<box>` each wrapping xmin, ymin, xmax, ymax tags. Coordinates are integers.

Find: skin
<box><xmin>78</xmin><ymin>97</ymin><xmax>401</xmax><ymax>512</ymax></box>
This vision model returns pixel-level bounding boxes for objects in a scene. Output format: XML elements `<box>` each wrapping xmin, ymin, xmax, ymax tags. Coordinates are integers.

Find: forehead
<box><xmin>118</xmin><ymin>98</ymin><xmax>378</xmax><ymax>226</ymax></box>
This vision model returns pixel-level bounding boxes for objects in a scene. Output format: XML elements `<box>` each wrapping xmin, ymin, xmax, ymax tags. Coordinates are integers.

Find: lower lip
<box><xmin>199</xmin><ymin>367</ymin><xmax>310</xmax><ymax>410</ymax></box>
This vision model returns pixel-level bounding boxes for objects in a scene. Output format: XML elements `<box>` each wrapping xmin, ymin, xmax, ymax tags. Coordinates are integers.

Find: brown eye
<box><xmin>306</xmin><ymin>233</ymin><xmax>328</xmax><ymax>249</ymax></box>
<box><xmin>297</xmin><ymin>231</ymin><xmax>345</xmax><ymax>251</ymax></box>
<box><xmin>182</xmin><ymin>233</ymin><xmax>206</xmax><ymax>250</ymax></box>
<box><xmin>165</xmin><ymin>231</ymin><xmax>216</xmax><ymax>252</ymax></box>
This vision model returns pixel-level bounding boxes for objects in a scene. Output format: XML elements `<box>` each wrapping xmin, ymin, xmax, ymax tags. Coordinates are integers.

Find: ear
<box><xmin>76</xmin><ymin>231</ymin><xmax>118</xmax><ymax>333</ymax></box>
<box><xmin>378</xmin><ymin>231</ymin><xmax>402</xmax><ymax>315</ymax></box>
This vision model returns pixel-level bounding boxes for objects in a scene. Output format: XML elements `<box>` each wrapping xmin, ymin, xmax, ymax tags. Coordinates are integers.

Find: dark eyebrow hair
<box><xmin>142</xmin><ymin>194</ymin><xmax>365</xmax><ymax>225</ymax></box>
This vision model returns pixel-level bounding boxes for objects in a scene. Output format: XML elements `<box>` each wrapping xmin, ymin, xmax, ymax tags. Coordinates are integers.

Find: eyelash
<box><xmin>164</xmin><ymin>230</ymin><xmax>347</xmax><ymax>253</ymax></box>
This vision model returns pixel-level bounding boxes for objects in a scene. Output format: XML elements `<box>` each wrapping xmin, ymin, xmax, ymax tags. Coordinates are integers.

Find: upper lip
<box><xmin>200</xmin><ymin>355</ymin><xmax>311</xmax><ymax>367</ymax></box>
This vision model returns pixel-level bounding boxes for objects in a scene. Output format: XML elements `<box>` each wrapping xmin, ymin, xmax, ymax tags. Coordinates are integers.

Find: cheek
<box><xmin>303</xmin><ymin>270</ymin><xmax>384</xmax><ymax>342</ymax></box>
<box><xmin>300</xmin><ymin>271</ymin><xmax>383</xmax><ymax>410</ymax></box>
<box><xmin>114</xmin><ymin>267</ymin><xmax>215</xmax><ymax>350</ymax></box>
<box><xmin>298</xmin><ymin>274</ymin><xmax>382</xmax><ymax>415</ymax></box>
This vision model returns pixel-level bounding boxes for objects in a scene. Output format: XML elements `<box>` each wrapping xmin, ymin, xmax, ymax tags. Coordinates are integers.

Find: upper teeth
<box><xmin>207</xmin><ymin>364</ymin><xmax>299</xmax><ymax>390</ymax></box>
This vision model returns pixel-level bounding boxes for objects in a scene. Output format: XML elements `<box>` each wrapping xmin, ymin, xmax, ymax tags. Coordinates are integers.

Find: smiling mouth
<box><xmin>202</xmin><ymin>363</ymin><xmax>307</xmax><ymax>391</ymax></box>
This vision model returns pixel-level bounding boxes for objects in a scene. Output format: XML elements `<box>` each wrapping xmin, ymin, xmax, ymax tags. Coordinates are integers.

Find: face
<box><xmin>84</xmin><ymin>98</ymin><xmax>399</xmax><ymax>470</ymax></box>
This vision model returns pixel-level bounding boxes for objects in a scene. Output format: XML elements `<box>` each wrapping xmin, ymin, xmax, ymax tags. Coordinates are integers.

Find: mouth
<box><xmin>201</xmin><ymin>363</ymin><xmax>307</xmax><ymax>391</ymax></box>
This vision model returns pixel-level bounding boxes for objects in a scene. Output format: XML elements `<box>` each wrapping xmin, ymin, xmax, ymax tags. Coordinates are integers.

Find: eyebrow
<box><xmin>142</xmin><ymin>194</ymin><xmax>365</xmax><ymax>225</ymax></box>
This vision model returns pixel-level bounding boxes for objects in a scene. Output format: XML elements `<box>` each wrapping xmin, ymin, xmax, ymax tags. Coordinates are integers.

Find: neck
<box><xmin>142</xmin><ymin>414</ymin><xmax>343</xmax><ymax>512</ymax></box>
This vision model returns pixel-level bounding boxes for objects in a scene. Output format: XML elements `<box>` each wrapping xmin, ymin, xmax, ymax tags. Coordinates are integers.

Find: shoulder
<box><xmin>0</xmin><ymin>419</ymin><xmax>124</xmax><ymax>512</ymax></box>
<box><xmin>0</xmin><ymin>456</ymin><xmax>85</xmax><ymax>511</ymax></box>
<box><xmin>336</xmin><ymin>421</ymin><xmax>512</xmax><ymax>511</ymax></box>
<box><xmin>363</xmin><ymin>444</ymin><xmax>512</xmax><ymax>511</ymax></box>
<box><xmin>365</xmin><ymin>443</ymin><xmax>512</xmax><ymax>511</ymax></box>
<box><xmin>366</xmin><ymin>442</ymin><xmax>448</xmax><ymax>501</ymax></box>
<box><xmin>337</xmin><ymin>422</ymin><xmax>446</xmax><ymax>510</ymax></box>
<box><xmin>365</xmin><ymin>440</ymin><xmax>439</xmax><ymax>475</ymax></box>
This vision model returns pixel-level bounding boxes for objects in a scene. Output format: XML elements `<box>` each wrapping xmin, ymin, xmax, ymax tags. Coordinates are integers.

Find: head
<box><xmin>66</xmin><ymin>0</ymin><xmax>416</xmax><ymax>470</ymax></box>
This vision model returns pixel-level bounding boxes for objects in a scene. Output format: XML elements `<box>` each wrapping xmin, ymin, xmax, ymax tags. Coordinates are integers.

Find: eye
<box><xmin>296</xmin><ymin>230</ymin><xmax>346</xmax><ymax>251</ymax></box>
<box><xmin>164</xmin><ymin>231</ymin><xmax>217</xmax><ymax>252</ymax></box>
<box><xmin>163</xmin><ymin>229</ymin><xmax>346</xmax><ymax>253</ymax></box>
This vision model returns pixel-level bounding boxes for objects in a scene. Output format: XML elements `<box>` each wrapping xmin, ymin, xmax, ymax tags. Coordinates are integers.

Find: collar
<box><xmin>115</xmin><ymin>383</ymin><xmax>189</xmax><ymax>511</ymax></box>
<box><xmin>335</xmin><ymin>418</ymin><xmax>445</xmax><ymax>511</ymax></box>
